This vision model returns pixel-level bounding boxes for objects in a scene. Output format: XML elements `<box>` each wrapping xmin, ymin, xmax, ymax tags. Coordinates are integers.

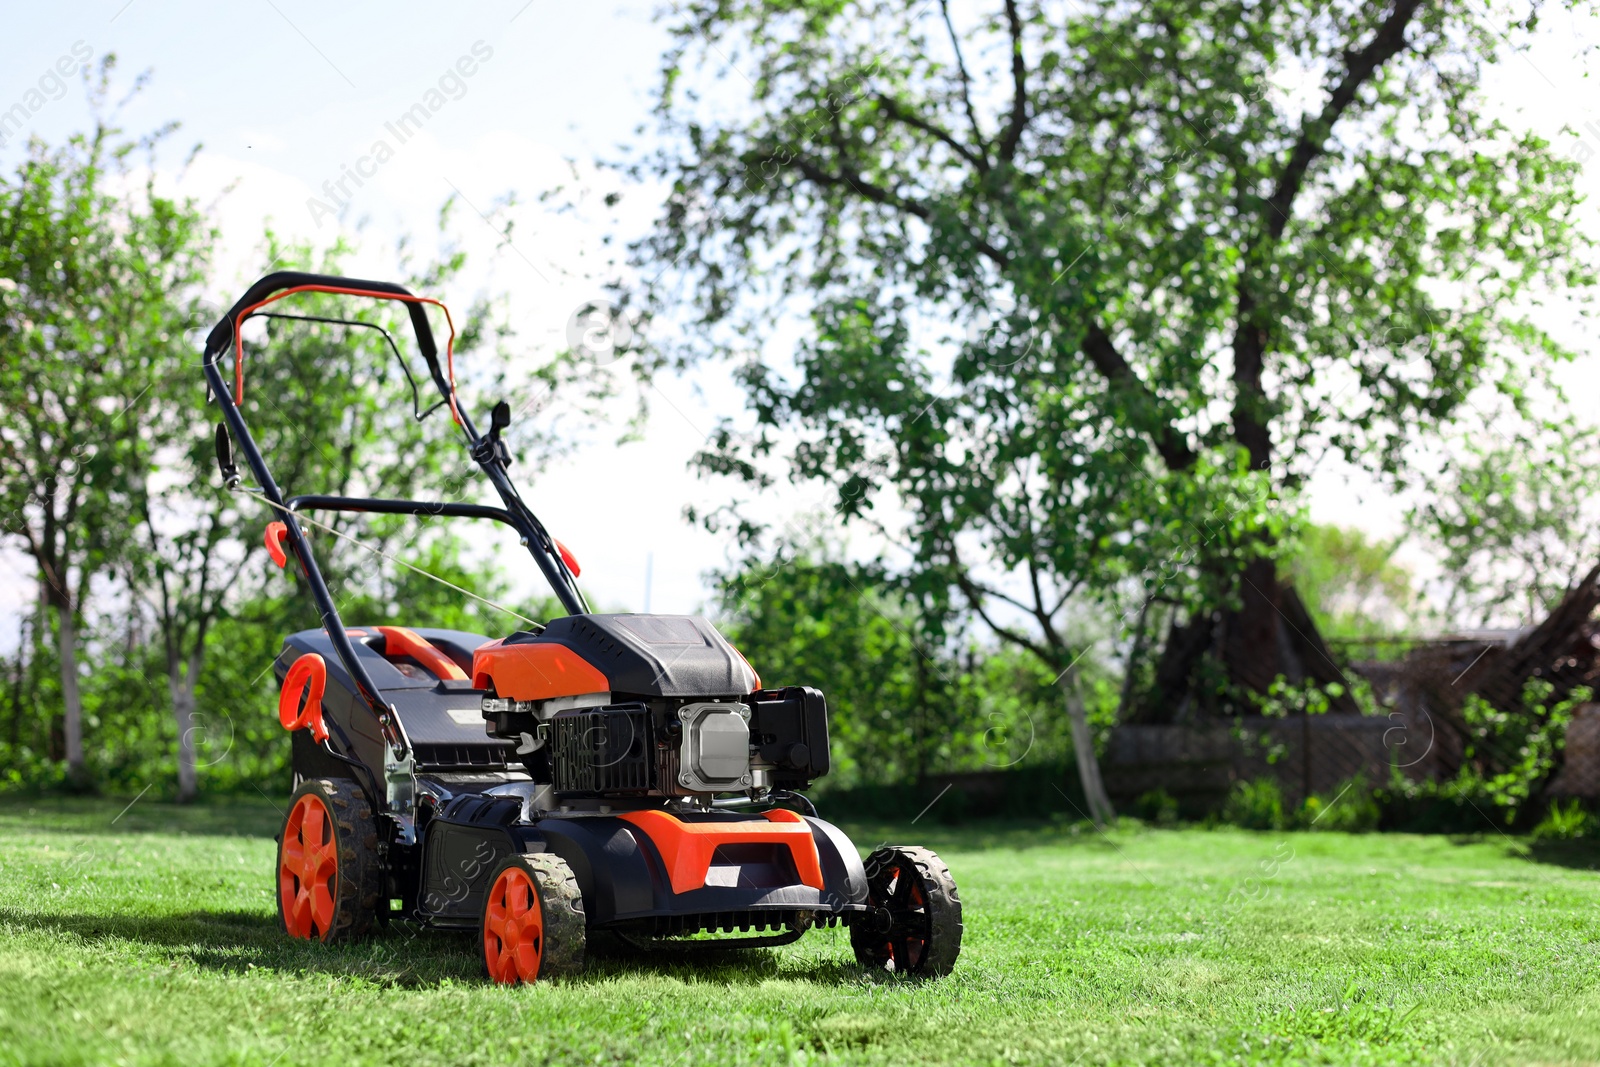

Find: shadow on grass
<box><xmin>0</xmin><ymin>797</ymin><xmax>285</xmax><ymax>840</ymax></box>
<box><xmin>0</xmin><ymin>905</ymin><xmax>876</xmax><ymax>989</ymax></box>
<box><xmin>1516</xmin><ymin>837</ymin><xmax>1600</xmax><ymax>871</ymax></box>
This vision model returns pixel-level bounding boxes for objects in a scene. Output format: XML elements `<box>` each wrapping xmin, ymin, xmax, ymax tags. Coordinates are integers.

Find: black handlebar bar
<box><xmin>204</xmin><ymin>271</ymin><xmax>439</xmax><ymax>363</ymax></box>
<box><xmin>201</xmin><ymin>271</ymin><xmax>591</xmax><ymax>787</ymax></box>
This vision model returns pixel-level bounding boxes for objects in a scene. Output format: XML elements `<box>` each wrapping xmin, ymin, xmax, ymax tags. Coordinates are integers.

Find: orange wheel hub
<box><xmin>279</xmin><ymin>793</ymin><xmax>338</xmax><ymax>939</ymax></box>
<box><xmin>483</xmin><ymin>865</ymin><xmax>545</xmax><ymax>983</ymax></box>
<box><xmin>879</xmin><ymin>861</ymin><xmax>929</xmax><ymax>971</ymax></box>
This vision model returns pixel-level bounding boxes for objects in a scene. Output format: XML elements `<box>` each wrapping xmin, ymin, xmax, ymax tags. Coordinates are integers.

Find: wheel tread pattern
<box><xmin>524</xmin><ymin>852</ymin><xmax>586</xmax><ymax>979</ymax></box>
<box><xmin>852</xmin><ymin>844</ymin><xmax>963</xmax><ymax>977</ymax></box>
<box><xmin>276</xmin><ymin>777</ymin><xmax>382</xmax><ymax>943</ymax></box>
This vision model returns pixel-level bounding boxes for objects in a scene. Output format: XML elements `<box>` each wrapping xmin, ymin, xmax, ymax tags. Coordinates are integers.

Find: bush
<box><xmin>1299</xmin><ymin>776</ymin><xmax>1380</xmax><ymax>832</ymax></box>
<box><xmin>1134</xmin><ymin>789</ymin><xmax>1180</xmax><ymax>826</ymax></box>
<box><xmin>1221</xmin><ymin>778</ymin><xmax>1286</xmax><ymax>830</ymax></box>
<box><xmin>1532</xmin><ymin>799</ymin><xmax>1597</xmax><ymax>840</ymax></box>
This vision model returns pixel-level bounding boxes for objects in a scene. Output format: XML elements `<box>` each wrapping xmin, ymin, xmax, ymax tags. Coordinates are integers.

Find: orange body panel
<box><xmin>471</xmin><ymin>638</ymin><xmax>611</xmax><ymax>700</ymax></box>
<box><xmin>376</xmin><ymin>625</ymin><xmax>468</xmax><ymax>681</ymax></box>
<box><xmin>618</xmin><ymin>809</ymin><xmax>825</xmax><ymax>895</ymax></box>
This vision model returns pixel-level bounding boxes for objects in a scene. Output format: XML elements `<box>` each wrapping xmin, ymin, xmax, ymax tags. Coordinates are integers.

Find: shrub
<box><xmin>1134</xmin><ymin>789</ymin><xmax>1180</xmax><ymax>826</ymax></box>
<box><xmin>1221</xmin><ymin>778</ymin><xmax>1286</xmax><ymax>830</ymax></box>
<box><xmin>1299</xmin><ymin>776</ymin><xmax>1380</xmax><ymax>832</ymax></box>
<box><xmin>1532</xmin><ymin>799</ymin><xmax>1596</xmax><ymax>840</ymax></box>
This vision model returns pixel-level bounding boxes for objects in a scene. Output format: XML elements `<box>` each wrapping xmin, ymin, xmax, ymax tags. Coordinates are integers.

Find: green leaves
<box><xmin>1412</xmin><ymin>417</ymin><xmax>1600</xmax><ymax>626</ymax></box>
<box><xmin>634</xmin><ymin>0</ymin><xmax>1591</xmax><ymax>671</ymax></box>
<box><xmin>0</xmin><ymin>111</ymin><xmax>212</xmax><ymax>605</ymax></box>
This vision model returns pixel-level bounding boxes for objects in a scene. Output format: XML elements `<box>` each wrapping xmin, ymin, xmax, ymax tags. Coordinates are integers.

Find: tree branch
<box><xmin>1264</xmin><ymin>0</ymin><xmax>1424</xmax><ymax>242</ymax></box>
<box><xmin>937</xmin><ymin>0</ymin><xmax>991</xmax><ymax>172</ymax></box>
<box><xmin>789</xmin><ymin>154</ymin><xmax>1011</xmax><ymax>264</ymax></box>
<box><xmin>789</xmin><ymin>150</ymin><xmax>1194</xmax><ymax>473</ymax></box>
<box><xmin>1082</xmin><ymin>322</ymin><xmax>1196</xmax><ymax>469</ymax></box>
<box><xmin>874</xmin><ymin>94</ymin><xmax>986</xmax><ymax>172</ymax></box>
<box><xmin>956</xmin><ymin>570</ymin><xmax>1057</xmax><ymax>663</ymax></box>
<box><xmin>1231</xmin><ymin>0</ymin><xmax>1424</xmax><ymax>470</ymax></box>
<box><xmin>997</xmin><ymin>0</ymin><xmax>1029</xmax><ymax>162</ymax></box>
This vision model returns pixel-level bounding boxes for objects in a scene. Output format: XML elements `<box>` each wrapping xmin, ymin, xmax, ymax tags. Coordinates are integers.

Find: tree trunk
<box><xmin>52</xmin><ymin>596</ymin><xmax>87</xmax><ymax>788</ymax></box>
<box><xmin>1227</xmin><ymin>557</ymin><xmax>1284</xmax><ymax>693</ymax></box>
<box><xmin>8</xmin><ymin>596</ymin><xmax>32</xmax><ymax>748</ymax></box>
<box><xmin>1065</xmin><ymin>684</ymin><xmax>1115</xmax><ymax>826</ymax></box>
<box><xmin>169</xmin><ymin>652</ymin><xmax>201</xmax><ymax>803</ymax></box>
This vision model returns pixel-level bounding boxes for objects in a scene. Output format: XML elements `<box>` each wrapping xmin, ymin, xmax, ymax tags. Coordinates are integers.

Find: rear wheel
<box><xmin>851</xmin><ymin>845</ymin><xmax>962</xmax><ymax>976</ymax></box>
<box><xmin>482</xmin><ymin>853</ymin><xmax>586</xmax><ymax>983</ymax></box>
<box><xmin>276</xmin><ymin>777</ymin><xmax>382</xmax><ymax>943</ymax></box>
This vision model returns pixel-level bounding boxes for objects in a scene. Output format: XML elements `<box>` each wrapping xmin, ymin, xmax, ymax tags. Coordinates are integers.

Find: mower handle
<box><xmin>200</xmin><ymin>270</ymin><xmax>592</xmax><ymax>786</ymax></box>
<box><xmin>204</xmin><ymin>271</ymin><xmax>439</xmax><ymax>364</ymax></box>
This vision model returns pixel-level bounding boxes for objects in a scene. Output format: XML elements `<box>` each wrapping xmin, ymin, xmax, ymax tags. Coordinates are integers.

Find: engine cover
<box><xmin>473</xmin><ymin>613</ymin><xmax>758</xmax><ymax>702</ymax></box>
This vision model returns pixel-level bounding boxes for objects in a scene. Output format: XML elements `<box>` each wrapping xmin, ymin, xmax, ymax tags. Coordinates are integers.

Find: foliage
<box><xmin>1299</xmin><ymin>776</ymin><xmax>1382</xmax><ymax>833</ymax></box>
<box><xmin>1215</xmin><ymin>774</ymin><xmax>1381</xmax><ymax>831</ymax></box>
<box><xmin>1133</xmin><ymin>788</ymin><xmax>1180</xmax><ymax>826</ymax></box>
<box><xmin>1284</xmin><ymin>525</ymin><xmax>1418</xmax><ymax>640</ymax></box>
<box><xmin>1457</xmin><ymin>680</ymin><xmax>1589</xmax><ymax>818</ymax></box>
<box><xmin>712</xmin><ymin>541</ymin><xmax>1110</xmax><ymax>787</ymax></box>
<box><xmin>1221</xmin><ymin>777</ymin><xmax>1287</xmax><ymax>830</ymax></box>
<box><xmin>1248</xmin><ymin>675</ymin><xmax>1385</xmax><ymax>723</ymax></box>
<box><xmin>1532</xmin><ymin>798</ymin><xmax>1597</xmax><ymax>841</ymax></box>
<box><xmin>1375</xmin><ymin>683</ymin><xmax>1590</xmax><ymax>830</ymax></box>
<box><xmin>629</xmin><ymin>0</ymin><xmax>1592</xmax><ymax>693</ymax></box>
<box><xmin>0</xmin><ymin>61</ymin><xmax>213</xmax><ymax>782</ymax></box>
<box><xmin>1412</xmin><ymin>417</ymin><xmax>1600</xmax><ymax>626</ymax></box>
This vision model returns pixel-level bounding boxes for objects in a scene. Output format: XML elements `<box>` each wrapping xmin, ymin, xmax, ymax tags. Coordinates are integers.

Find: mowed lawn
<box><xmin>2</xmin><ymin>798</ymin><xmax>1599</xmax><ymax>1066</ymax></box>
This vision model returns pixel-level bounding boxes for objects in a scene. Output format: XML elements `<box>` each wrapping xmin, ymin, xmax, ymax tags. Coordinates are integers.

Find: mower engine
<box><xmin>476</xmin><ymin>614</ymin><xmax>827</xmax><ymax>802</ymax></box>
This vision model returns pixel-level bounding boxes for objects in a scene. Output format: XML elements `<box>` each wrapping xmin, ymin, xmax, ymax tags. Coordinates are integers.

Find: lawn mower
<box><xmin>200</xmin><ymin>271</ymin><xmax>962</xmax><ymax>982</ymax></box>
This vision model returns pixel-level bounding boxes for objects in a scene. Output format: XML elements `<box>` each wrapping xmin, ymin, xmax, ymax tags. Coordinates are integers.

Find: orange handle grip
<box><xmin>265</xmin><ymin>521</ymin><xmax>289</xmax><ymax>568</ymax></box>
<box><xmin>278</xmin><ymin>653</ymin><xmax>328</xmax><ymax>742</ymax></box>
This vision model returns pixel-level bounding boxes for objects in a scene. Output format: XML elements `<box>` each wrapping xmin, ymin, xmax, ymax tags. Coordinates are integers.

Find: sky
<box><xmin>0</xmin><ymin>0</ymin><xmax>733</xmax><ymax>628</ymax></box>
<box><xmin>2</xmin><ymin>0</ymin><xmax>1599</xmax><ymax>644</ymax></box>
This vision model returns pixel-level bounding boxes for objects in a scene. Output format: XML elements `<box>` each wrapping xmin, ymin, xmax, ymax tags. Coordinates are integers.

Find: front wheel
<box><xmin>851</xmin><ymin>845</ymin><xmax>962</xmax><ymax>976</ymax></box>
<box><xmin>481</xmin><ymin>852</ymin><xmax>586</xmax><ymax>983</ymax></box>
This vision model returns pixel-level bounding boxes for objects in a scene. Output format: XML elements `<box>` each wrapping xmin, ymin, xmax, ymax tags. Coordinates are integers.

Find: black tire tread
<box><xmin>524</xmin><ymin>852</ymin><xmax>586</xmax><ymax>979</ymax></box>
<box><xmin>851</xmin><ymin>844</ymin><xmax>963</xmax><ymax>977</ymax></box>
<box><xmin>276</xmin><ymin>777</ymin><xmax>383</xmax><ymax>944</ymax></box>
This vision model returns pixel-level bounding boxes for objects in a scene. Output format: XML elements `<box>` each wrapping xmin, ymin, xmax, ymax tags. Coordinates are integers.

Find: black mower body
<box><xmin>273</xmin><ymin>621</ymin><xmax>869</xmax><ymax>938</ymax></box>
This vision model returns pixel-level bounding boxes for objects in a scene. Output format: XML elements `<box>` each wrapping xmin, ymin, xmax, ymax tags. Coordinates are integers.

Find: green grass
<box><xmin>2</xmin><ymin>797</ymin><xmax>1599</xmax><ymax>1066</ymax></box>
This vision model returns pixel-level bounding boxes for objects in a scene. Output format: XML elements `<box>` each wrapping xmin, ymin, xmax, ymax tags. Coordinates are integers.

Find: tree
<box><xmin>0</xmin><ymin>72</ymin><xmax>211</xmax><ymax>787</ymax></box>
<box><xmin>713</xmin><ymin>538</ymin><xmax>1084</xmax><ymax>788</ymax></box>
<box><xmin>627</xmin><ymin>0</ymin><xmax>1590</xmax><ymax>760</ymax></box>
<box><xmin>1413</xmin><ymin>418</ymin><xmax>1600</xmax><ymax>628</ymax></box>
